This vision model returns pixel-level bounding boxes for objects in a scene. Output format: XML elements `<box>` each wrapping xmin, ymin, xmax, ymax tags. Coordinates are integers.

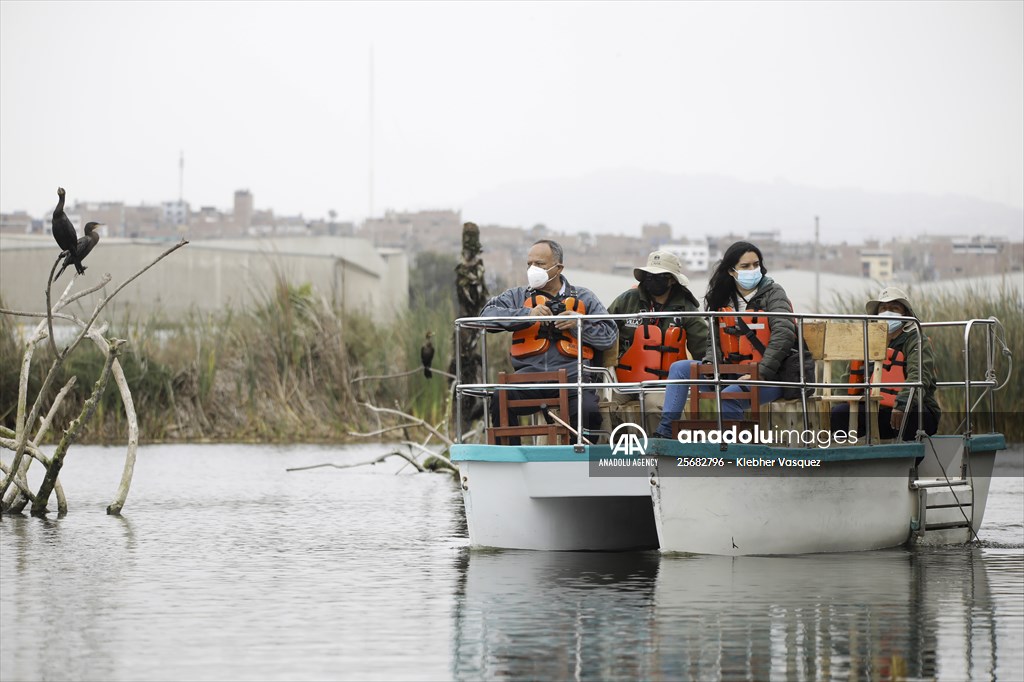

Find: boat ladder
<box><xmin>909</xmin><ymin>477</ymin><xmax>976</xmax><ymax>545</ymax></box>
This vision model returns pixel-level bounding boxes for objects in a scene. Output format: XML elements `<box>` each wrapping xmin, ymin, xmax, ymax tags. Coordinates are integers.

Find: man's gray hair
<box><xmin>533</xmin><ymin>239</ymin><xmax>564</xmax><ymax>264</ymax></box>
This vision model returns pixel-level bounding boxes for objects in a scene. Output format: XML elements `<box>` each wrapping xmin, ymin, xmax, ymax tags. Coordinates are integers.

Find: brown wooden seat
<box><xmin>487</xmin><ymin>369</ymin><xmax>573</xmax><ymax>445</ymax></box>
<box><xmin>670</xmin><ymin>363</ymin><xmax>761</xmax><ymax>437</ymax></box>
<box><xmin>688</xmin><ymin>363</ymin><xmax>761</xmax><ymax>421</ymax></box>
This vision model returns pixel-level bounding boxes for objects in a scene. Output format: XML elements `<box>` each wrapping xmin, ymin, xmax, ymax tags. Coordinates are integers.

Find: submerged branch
<box><xmin>0</xmin><ymin>439</ymin><xmax>66</xmax><ymax>514</ymax></box>
<box><xmin>31</xmin><ymin>339</ymin><xmax>123</xmax><ymax>516</ymax></box>
<box><xmin>286</xmin><ymin>450</ymin><xmax>425</xmax><ymax>473</ymax></box>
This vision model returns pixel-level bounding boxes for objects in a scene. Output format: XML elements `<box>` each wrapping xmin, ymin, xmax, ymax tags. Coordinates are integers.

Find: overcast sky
<box><xmin>2</xmin><ymin>1</ymin><xmax>1021</xmax><ymax>229</ymax></box>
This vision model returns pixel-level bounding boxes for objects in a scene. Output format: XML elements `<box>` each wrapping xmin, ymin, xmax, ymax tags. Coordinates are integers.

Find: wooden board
<box><xmin>801</xmin><ymin>321</ymin><xmax>887</xmax><ymax>361</ymax></box>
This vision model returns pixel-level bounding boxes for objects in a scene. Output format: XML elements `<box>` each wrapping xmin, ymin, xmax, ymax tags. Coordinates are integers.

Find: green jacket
<box><xmin>705</xmin><ymin>276</ymin><xmax>795</xmax><ymax>381</ymax></box>
<box><xmin>608</xmin><ymin>284</ymin><xmax>708</xmax><ymax>361</ymax></box>
<box><xmin>886</xmin><ymin>327</ymin><xmax>941</xmax><ymax>415</ymax></box>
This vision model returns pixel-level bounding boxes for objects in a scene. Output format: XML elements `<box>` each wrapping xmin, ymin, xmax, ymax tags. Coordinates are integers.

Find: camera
<box><xmin>547</xmin><ymin>299</ymin><xmax>566</xmax><ymax>315</ymax></box>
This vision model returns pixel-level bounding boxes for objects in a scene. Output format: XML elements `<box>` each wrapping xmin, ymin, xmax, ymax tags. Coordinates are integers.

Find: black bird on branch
<box><xmin>54</xmin><ymin>222</ymin><xmax>102</xmax><ymax>280</ymax></box>
<box><xmin>420</xmin><ymin>331</ymin><xmax>435</xmax><ymax>379</ymax></box>
<box><xmin>51</xmin><ymin>187</ymin><xmax>86</xmax><ymax>276</ymax></box>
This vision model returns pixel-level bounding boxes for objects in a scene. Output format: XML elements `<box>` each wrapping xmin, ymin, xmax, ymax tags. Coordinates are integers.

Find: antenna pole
<box><xmin>814</xmin><ymin>215</ymin><xmax>821</xmax><ymax>311</ymax></box>
<box><xmin>369</xmin><ymin>45</ymin><xmax>375</xmax><ymax>221</ymax></box>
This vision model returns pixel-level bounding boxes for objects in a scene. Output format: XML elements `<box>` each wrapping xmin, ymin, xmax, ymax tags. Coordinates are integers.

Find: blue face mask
<box><xmin>734</xmin><ymin>269</ymin><xmax>762</xmax><ymax>290</ymax></box>
<box><xmin>878</xmin><ymin>310</ymin><xmax>904</xmax><ymax>333</ymax></box>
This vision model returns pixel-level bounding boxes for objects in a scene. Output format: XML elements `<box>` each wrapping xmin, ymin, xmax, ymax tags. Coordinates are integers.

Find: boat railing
<box><xmin>453</xmin><ymin>311</ymin><xmax>1007</xmax><ymax>445</ymax></box>
<box><xmin>920</xmin><ymin>317</ymin><xmax>1010</xmax><ymax>438</ymax></box>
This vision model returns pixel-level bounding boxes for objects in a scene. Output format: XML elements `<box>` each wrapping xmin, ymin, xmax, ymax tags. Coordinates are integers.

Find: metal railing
<box><xmin>453</xmin><ymin>311</ymin><xmax>1006</xmax><ymax>446</ymax></box>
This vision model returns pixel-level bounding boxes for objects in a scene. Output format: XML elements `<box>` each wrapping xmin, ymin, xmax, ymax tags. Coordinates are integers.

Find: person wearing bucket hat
<box><xmin>653</xmin><ymin>241</ymin><xmax>805</xmax><ymax>438</ymax></box>
<box><xmin>830</xmin><ymin>286</ymin><xmax>940</xmax><ymax>440</ymax></box>
<box><xmin>607</xmin><ymin>251</ymin><xmax>709</xmax><ymax>430</ymax></box>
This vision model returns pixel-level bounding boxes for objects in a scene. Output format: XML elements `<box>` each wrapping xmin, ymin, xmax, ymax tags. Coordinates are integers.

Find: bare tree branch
<box><xmin>347</xmin><ymin>422</ymin><xmax>424</xmax><ymax>438</ymax></box>
<box><xmin>352</xmin><ymin>366</ymin><xmax>456</xmax><ymax>383</ymax></box>
<box><xmin>286</xmin><ymin>450</ymin><xmax>426</xmax><ymax>473</ymax></box>
<box><xmin>0</xmin><ymin>459</ymin><xmax>37</xmax><ymax>503</ymax></box>
<box><xmin>399</xmin><ymin>440</ymin><xmax>457</xmax><ymax>472</ymax></box>
<box><xmin>31</xmin><ymin>339</ymin><xmax>124</xmax><ymax>516</ymax></box>
<box><xmin>45</xmin><ymin>254</ymin><xmax>64</xmax><ymax>357</ymax></box>
<box><xmin>0</xmin><ymin>376</ymin><xmax>77</xmax><ymax>512</ymax></box>
<box><xmin>33</xmin><ymin>377</ymin><xmax>78</xmax><ymax>445</ymax></box>
<box><xmin>100</xmin><ymin>337</ymin><xmax>138</xmax><ymax>515</ymax></box>
<box><xmin>1</xmin><ymin>239</ymin><xmax>188</xmax><ymax>508</ymax></box>
<box><xmin>60</xmin><ymin>240</ymin><xmax>189</xmax><ymax>362</ymax></box>
<box><xmin>0</xmin><ymin>437</ymin><xmax>66</xmax><ymax>513</ymax></box>
<box><xmin>356</xmin><ymin>402</ymin><xmax>453</xmax><ymax>447</ymax></box>
<box><xmin>0</xmin><ymin>309</ymin><xmax>78</xmax><ymax>323</ymax></box>
<box><xmin>58</xmin><ymin>273</ymin><xmax>112</xmax><ymax>309</ymax></box>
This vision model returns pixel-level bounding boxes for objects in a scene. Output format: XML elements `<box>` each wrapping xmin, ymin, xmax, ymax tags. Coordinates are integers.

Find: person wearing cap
<box><xmin>830</xmin><ymin>287</ymin><xmax>940</xmax><ymax>440</ymax></box>
<box><xmin>606</xmin><ymin>250</ymin><xmax>709</xmax><ymax>429</ymax></box>
<box><xmin>653</xmin><ymin>241</ymin><xmax>799</xmax><ymax>438</ymax></box>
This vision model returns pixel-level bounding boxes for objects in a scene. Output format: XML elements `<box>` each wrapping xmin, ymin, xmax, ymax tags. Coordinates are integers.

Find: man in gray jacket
<box><xmin>481</xmin><ymin>239</ymin><xmax>617</xmax><ymax>441</ymax></box>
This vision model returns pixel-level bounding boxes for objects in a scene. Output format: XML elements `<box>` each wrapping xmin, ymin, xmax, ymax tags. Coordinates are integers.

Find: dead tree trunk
<box><xmin>448</xmin><ymin>222</ymin><xmax>488</xmax><ymax>435</ymax></box>
<box><xmin>0</xmin><ymin>239</ymin><xmax>188</xmax><ymax>516</ymax></box>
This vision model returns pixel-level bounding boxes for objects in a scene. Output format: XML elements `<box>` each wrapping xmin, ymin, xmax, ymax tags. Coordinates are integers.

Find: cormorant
<box><xmin>54</xmin><ymin>222</ymin><xmax>102</xmax><ymax>280</ymax></box>
<box><xmin>420</xmin><ymin>331</ymin><xmax>435</xmax><ymax>379</ymax></box>
<box><xmin>51</xmin><ymin>187</ymin><xmax>85</xmax><ymax>275</ymax></box>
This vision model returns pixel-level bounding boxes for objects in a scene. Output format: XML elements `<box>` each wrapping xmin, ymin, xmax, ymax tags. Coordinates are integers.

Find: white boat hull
<box><xmin>455</xmin><ymin>448</ymin><xmax>657</xmax><ymax>551</ymax></box>
<box><xmin>651</xmin><ymin>456</ymin><xmax>917</xmax><ymax>555</ymax></box>
<box><xmin>452</xmin><ymin>435</ymin><xmax>1005</xmax><ymax>555</ymax></box>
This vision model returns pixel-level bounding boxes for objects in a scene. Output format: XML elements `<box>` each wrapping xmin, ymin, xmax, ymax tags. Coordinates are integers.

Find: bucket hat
<box><xmin>634</xmin><ymin>250</ymin><xmax>689</xmax><ymax>287</ymax></box>
<box><xmin>865</xmin><ymin>286</ymin><xmax>916</xmax><ymax>318</ymax></box>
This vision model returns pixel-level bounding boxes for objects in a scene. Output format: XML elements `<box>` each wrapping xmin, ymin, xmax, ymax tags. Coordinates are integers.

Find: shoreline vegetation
<box><xmin>1</xmin><ymin>271</ymin><xmax>1020</xmax><ymax>445</ymax></box>
<box><xmin>2</xmin><ymin>272</ymin><xmax>466</xmax><ymax>445</ymax></box>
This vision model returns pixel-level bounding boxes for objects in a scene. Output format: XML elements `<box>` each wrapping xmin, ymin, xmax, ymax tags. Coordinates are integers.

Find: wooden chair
<box><xmin>688</xmin><ymin>362</ymin><xmax>761</xmax><ymax>421</ymax></box>
<box><xmin>802</xmin><ymin>321</ymin><xmax>888</xmax><ymax>442</ymax></box>
<box><xmin>487</xmin><ymin>369</ymin><xmax>573</xmax><ymax>445</ymax></box>
<box><xmin>670</xmin><ymin>363</ymin><xmax>761</xmax><ymax>437</ymax></box>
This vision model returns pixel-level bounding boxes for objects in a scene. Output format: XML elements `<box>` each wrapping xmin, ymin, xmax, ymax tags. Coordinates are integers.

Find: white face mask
<box><xmin>527</xmin><ymin>264</ymin><xmax>556</xmax><ymax>289</ymax></box>
<box><xmin>878</xmin><ymin>310</ymin><xmax>904</xmax><ymax>332</ymax></box>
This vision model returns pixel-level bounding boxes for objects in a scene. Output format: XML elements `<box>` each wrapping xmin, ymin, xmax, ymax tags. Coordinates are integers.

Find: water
<box><xmin>1</xmin><ymin>443</ymin><xmax>1021</xmax><ymax>681</ymax></box>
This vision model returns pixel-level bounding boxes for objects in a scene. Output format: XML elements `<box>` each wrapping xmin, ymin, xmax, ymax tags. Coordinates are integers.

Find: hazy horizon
<box><xmin>2</xmin><ymin>1</ymin><xmax>1021</xmax><ymax>236</ymax></box>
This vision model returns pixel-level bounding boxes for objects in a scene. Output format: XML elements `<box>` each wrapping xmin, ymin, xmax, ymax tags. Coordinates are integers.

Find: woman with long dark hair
<box><xmin>653</xmin><ymin>241</ymin><xmax>797</xmax><ymax>438</ymax></box>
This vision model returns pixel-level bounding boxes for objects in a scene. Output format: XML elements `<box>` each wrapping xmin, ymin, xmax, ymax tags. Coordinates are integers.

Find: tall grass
<box><xmin>0</xmin><ymin>276</ymin><xmax>457</xmax><ymax>444</ymax></box>
<box><xmin>832</xmin><ymin>282</ymin><xmax>1022</xmax><ymax>441</ymax></box>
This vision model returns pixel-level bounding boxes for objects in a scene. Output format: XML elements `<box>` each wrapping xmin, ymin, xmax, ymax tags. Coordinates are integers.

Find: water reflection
<box><xmin>453</xmin><ymin>550</ymin><xmax>660</xmax><ymax>680</ymax></box>
<box><xmin>452</xmin><ymin>548</ymin><xmax>1011</xmax><ymax>681</ymax></box>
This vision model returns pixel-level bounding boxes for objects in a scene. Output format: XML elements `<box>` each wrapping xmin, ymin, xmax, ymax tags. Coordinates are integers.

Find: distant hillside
<box><xmin>463</xmin><ymin>169</ymin><xmax>1024</xmax><ymax>243</ymax></box>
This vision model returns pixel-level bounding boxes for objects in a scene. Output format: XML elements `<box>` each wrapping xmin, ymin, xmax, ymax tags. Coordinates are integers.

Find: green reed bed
<box><xmin>0</xmin><ymin>277</ymin><xmax>456</xmax><ymax>444</ymax></box>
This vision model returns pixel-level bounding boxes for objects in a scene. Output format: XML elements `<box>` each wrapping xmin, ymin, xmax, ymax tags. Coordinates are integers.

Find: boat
<box><xmin>450</xmin><ymin>312</ymin><xmax>1010</xmax><ymax>555</ymax></box>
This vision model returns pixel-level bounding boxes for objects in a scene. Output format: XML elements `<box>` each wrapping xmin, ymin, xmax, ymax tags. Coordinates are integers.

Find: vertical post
<box><xmin>451</xmin><ymin>223</ymin><xmax>489</xmax><ymax>436</ymax></box>
<box><xmin>814</xmin><ymin>215</ymin><xmax>820</xmax><ymax>312</ymax></box>
<box><xmin>368</xmin><ymin>44</ymin><xmax>375</xmax><ymax>222</ymax></box>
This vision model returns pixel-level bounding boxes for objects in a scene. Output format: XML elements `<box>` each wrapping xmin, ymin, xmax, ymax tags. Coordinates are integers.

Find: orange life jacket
<box><xmin>510</xmin><ymin>293</ymin><xmax>594</xmax><ymax>360</ymax></box>
<box><xmin>616</xmin><ymin>322</ymin><xmax>688</xmax><ymax>382</ymax></box>
<box><xmin>717</xmin><ymin>307</ymin><xmax>771</xmax><ymax>365</ymax></box>
<box><xmin>847</xmin><ymin>348</ymin><xmax>907</xmax><ymax>408</ymax></box>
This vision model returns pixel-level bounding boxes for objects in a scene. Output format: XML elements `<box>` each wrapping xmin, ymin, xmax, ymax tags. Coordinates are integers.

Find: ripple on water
<box><xmin>1</xmin><ymin>443</ymin><xmax>1022</xmax><ymax>681</ymax></box>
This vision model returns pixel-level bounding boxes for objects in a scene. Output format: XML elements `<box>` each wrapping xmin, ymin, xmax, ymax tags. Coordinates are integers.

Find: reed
<box><xmin>0</xmin><ymin>276</ymin><xmax>457</xmax><ymax>444</ymax></box>
<box><xmin>832</xmin><ymin>281</ymin><xmax>1022</xmax><ymax>440</ymax></box>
